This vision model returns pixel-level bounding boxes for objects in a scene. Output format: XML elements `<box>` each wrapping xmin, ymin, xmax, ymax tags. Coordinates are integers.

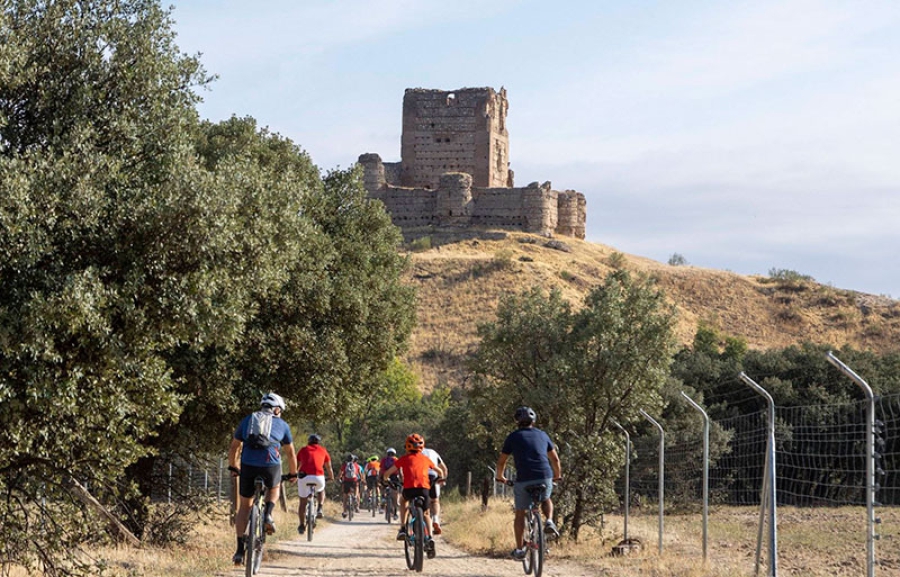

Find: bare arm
<box><xmin>495</xmin><ymin>452</ymin><xmax>510</xmax><ymax>482</ymax></box>
<box><xmin>284</xmin><ymin>442</ymin><xmax>298</xmax><ymax>478</ymax></box>
<box><xmin>228</xmin><ymin>438</ymin><xmax>242</xmax><ymax>472</ymax></box>
<box><xmin>548</xmin><ymin>448</ymin><xmax>562</xmax><ymax>481</ymax></box>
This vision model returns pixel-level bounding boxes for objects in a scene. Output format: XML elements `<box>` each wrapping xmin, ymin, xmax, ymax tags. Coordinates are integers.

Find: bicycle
<box><xmin>344</xmin><ymin>490</ymin><xmax>357</xmax><ymax>521</ymax></box>
<box><xmin>245</xmin><ymin>473</ymin><xmax>296</xmax><ymax>577</ymax></box>
<box><xmin>506</xmin><ymin>480</ymin><xmax>549</xmax><ymax>577</ymax></box>
<box><xmin>402</xmin><ymin>494</ymin><xmax>430</xmax><ymax>572</ymax></box>
<box><xmin>382</xmin><ymin>480</ymin><xmax>398</xmax><ymax>524</ymax></box>
<box><xmin>299</xmin><ymin>475</ymin><xmax>318</xmax><ymax>542</ymax></box>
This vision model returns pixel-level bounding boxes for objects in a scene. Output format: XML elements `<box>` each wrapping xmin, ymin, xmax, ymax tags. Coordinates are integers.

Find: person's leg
<box><xmin>513</xmin><ymin>509</ymin><xmax>526</xmax><ymax>549</ymax></box>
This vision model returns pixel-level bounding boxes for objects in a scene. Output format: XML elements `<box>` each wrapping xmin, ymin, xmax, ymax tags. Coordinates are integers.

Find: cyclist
<box><xmin>382</xmin><ymin>434</ymin><xmax>440</xmax><ymax>558</ymax></box>
<box><xmin>363</xmin><ymin>455</ymin><xmax>382</xmax><ymax>510</ymax></box>
<box><xmin>339</xmin><ymin>454</ymin><xmax>363</xmax><ymax>517</ymax></box>
<box><xmin>495</xmin><ymin>406</ymin><xmax>563</xmax><ymax>560</ymax></box>
<box><xmin>296</xmin><ymin>433</ymin><xmax>334</xmax><ymax>535</ymax></box>
<box><xmin>227</xmin><ymin>392</ymin><xmax>298</xmax><ymax>565</ymax></box>
<box><xmin>421</xmin><ymin>446</ymin><xmax>448</xmax><ymax>535</ymax></box>
<box><xmin>381</xmin><ymin>447</ymin><xmax>400</xmax><ymax>518</ymax></box>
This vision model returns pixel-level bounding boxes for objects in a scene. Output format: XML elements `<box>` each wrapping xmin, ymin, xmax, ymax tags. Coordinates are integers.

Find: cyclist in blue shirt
<box><xmin>227</xmin><ymin>392</ymin><xmax>298</xmax><ymax>565</ymax></box>
<box><xmin>495</xmin><ymin>406</ymin><xmax>562</xmax><ymax>560</ymax></box>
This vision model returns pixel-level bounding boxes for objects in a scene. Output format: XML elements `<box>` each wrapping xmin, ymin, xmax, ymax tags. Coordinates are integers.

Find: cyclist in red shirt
<box><xmin>381</xmin><ymin>434</ymin><xmax>440</xmax><ymax>558</ymax></box>
<box><xmin>296</xmin><ymin>434</ymin><xmax>334</xmax><ymax>534</ymax></box>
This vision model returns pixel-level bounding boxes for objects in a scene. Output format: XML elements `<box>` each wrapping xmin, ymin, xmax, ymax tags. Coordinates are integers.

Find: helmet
<box><xmin>352</xmin><ymin>454</ymin><xmax>359</xmax><ymax>462</ymax></box>
<box><xmin>261</xmin><ymin>392</ymin><xmax>286</xmax><ymax>411</ymax></box>
<box><xmin>345</xmin><ymin>454</ymin><xmax>354</xmax><ymax>463</ymax></box>
<box><xmin>405</xmin><ymin>433</ymin><xmax>425</xmax><ymax>453</ymax></box>
<box><xmin>515</xmin><ymin>406</ymin><xmax>536</xmax><ymax>426</ymax></box>
<box><xmin>308</xmin><ymin>434</ymin><xmax>321</xmax><ymax>445</ymax></box>
<box><xmin>368</xmin><ymin>455</ymin><xmax>379</xmax><ymax>462</ymax></box>
<box><xmin>386</xmin><ymin>447</ymin><xmax>397</xmax><ymax>456</ymax></box>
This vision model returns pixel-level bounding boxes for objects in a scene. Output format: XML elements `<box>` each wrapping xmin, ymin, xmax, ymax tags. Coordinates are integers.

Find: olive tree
<box><xmin>470</xmin><ymin>270</ymin><xmax>677</xmax><ymax>540</ymax></box>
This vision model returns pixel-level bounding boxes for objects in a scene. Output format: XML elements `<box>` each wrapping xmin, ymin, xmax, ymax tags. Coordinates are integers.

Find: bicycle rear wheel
<box><xmin>532</xmin><ymin>509</ymin><xmax>545</xmax><ymax>577</ymax></box>
<box><xmin>413</xmin><ymin>504</ymin><xmax>424</xmax><ymax>572</ymax></box>
<box><xmin>348</xmin><ymin>495</ymin><xmax>355</xmax><ymax>521</ymax></box>
<box><xmin>385</xmin><ymin>491</ymin><xmax>393</xmax><ymax>524</ymax></box>
<box><xmin>306</xmin><ymin>500</ymin><xmax>315</xmax><ymax>542</ymax></box>
<box><xmin>404</xmin><ymin>513</ymin><xmax>416</xmax><ymax>570</ymax></box>
<box><xmin>246</xmin><ymin>504</ymin><xmax>264</xmax><ymax>577</ymax></box>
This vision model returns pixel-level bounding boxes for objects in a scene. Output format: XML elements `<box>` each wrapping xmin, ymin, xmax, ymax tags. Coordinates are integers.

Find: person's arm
<box><xmin>547</xmin><ymin>447</ymin><xmax>562</xmax><ymax>481</ymax></box>
<box><xmin>284</xmin><ymin>442</ymin><xmax>298</xmax><ymax>480</ymax></box>
<box><xmin>382</xmin><ymin>464</ymin><xmax>398</xmax><ymax>480</ymax></box>
<box><xmin>495</xmin><ymin>452</ymin><xmax>510</xmax><ymax>483</ymax></box>
<box><xmin>228</xmin><ymin>438</ymin><xmax>242</xmax><ymax>476</ymax></box>
<box><xmin>437</xmin><ymin>458</ymin><xmax>448</xmax><ymax>482</ymax></box>
<box><xmin>326</xmin><ymin>456</ymin><xmax>335</xmax><ymax>481</ymax></box>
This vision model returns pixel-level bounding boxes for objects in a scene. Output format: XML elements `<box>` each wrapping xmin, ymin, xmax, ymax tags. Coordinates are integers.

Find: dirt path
<box><xmin>233</xmin><ymin>515</ymin><xmax>592</xmax><ymax>577</ymax></box>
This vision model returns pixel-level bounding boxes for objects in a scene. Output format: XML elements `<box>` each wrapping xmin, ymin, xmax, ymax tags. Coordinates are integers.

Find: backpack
<box><xmin>343</xmin><ymin>462</ymin><xmax>359</xmax><ymax>481</ymax></box>
<box><xmin>245</xmin><ymin>410</ymin><xmax>274</xmax><ymax>450</ymax></box>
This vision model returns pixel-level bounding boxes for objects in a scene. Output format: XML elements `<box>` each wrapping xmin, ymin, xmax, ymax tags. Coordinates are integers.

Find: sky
<box><xmin>169</xmin><ymin>1</ymin><xmax>900</xmax><ymax>297</ymax></box>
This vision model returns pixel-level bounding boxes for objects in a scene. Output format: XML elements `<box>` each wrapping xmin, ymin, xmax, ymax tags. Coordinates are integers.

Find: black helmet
<box><xmin>308</xmin><ymin>434</ymin><xmax>321</xmax><ymax>445</ymax></box>
<box><xmin>345</xmin><ymin>454</ymin><xmax>354</xmax><ymax>463</ymax></box>
<box><xmin>515</xmin><ymin>406</ymin><xmax>536</xmax><ymax>426</ymax></box>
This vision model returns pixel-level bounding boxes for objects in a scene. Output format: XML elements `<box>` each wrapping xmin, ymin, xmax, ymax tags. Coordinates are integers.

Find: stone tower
<box><xmin>400</xmin><ymin>87</ymin><xmax>512</xmax><ymax>190</ymax></box>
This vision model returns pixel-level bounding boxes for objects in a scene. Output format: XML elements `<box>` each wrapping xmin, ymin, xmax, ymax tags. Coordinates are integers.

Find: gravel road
<box><xmin>232</xmin><ymin>515</ymin><xmax>591</xmax><ymax>577</ymax></box>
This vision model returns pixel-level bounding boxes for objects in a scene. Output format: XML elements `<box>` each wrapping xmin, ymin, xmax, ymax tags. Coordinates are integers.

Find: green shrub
<box><xmin>409</xmin><ymin>236</ymin><xmax>432</xmax><ymax>251</ymax></box>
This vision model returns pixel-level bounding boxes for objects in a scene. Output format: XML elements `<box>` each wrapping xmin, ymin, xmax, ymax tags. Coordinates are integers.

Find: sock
<box><xmin>265</xmin><ymin>501</ymin><xmax>275</xmax><ymax>518</ymax></box>
<box><xmin>236</xmin><ymin>536</ymin><xmax>245</xmax><ymax>553</ymax></box>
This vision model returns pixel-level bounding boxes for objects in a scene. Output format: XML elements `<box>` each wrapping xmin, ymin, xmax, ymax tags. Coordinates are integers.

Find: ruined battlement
<box><xmin>360</xmin><ymin>87</ymin><xmax>586</xmax><ymax>239</ymax></box>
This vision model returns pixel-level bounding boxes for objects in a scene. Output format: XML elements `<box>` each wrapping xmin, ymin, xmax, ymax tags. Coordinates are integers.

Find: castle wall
<box><xmin>400</xmin><ymin>88</ymin><xmax>510</xmax><ymax>190</ymax></box>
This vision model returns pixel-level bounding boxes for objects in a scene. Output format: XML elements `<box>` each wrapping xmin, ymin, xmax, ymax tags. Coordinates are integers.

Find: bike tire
<box><xmin>306</xmin><ymin>500</ymin><xmax>315</xmax><ymax>542</ymax></box>
<box><xmin>246</xmin><ymin>504</ymin><xmax>263</xmax><ymax>577</ymax></box>
<box><xmin>372</xmin><ymin>494</ymin><xmax>377</xmax><ymax>517</ymax></box>
<box><xmin>403</xmin><ymin>511</ymin><xmax>415</xmax><ymax>570</ymax></box>
<box><xmin>532</xmin><ymin>509</ymin><xmax>545</xmax><ymax>577</ymax></box>
<box><xmin>522</xmin><ymin>510</ymin><xmax>535</xmax><ymax>575</ymax></box>
<box><xmin>348</xmin><ymin>496</ymin><xmax>354</xmax><ymax>521</ymax></box>
<box><xmin>413</xmin><ymin>503</ymin><xmax>424</xmax><ymax>572</ymax></box>
<box><xmin>385</xmin><ymin>491</ymin><xmax>393</xmax><ymax>524</ymax></box>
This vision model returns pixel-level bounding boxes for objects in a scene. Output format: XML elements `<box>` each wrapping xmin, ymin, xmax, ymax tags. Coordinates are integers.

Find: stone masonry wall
<box><xmin>359</xmin><ymin>87</ymin><xmax>586</xmax><ymax>239</ymax></box>
<box><xmin>400</xmin><ymin>87</ymin><xmax>510</xmax><ymax>190</ymax></box>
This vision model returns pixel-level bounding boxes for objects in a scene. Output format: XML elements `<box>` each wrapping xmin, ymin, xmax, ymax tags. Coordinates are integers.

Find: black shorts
<box><xmin>239</xmin><ymin>464</ymin><xmax>282</xmax><ymax>499</ymax></box>
<box><xmin>402</xmin><ymin>487</ymin><xmax>431</xmax><ymax>511</ymax></box>
<box><xmin>366</xmin><ymin>476</ymin><xmax>378</xmax><ymax>490</ymax></box>
<box><xmin>342</xmin><ymin>479</ymin><xmax>359</xmax><ymax>494</ymax></box>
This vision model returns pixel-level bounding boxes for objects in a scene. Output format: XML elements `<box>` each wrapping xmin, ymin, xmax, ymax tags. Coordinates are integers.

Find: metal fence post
<box><xmin>612</xmin><ymin>421</ymin><xmax>631</xmax><ymax>542</ymax></box>
<box><xmin>740</xmin><ymin>372</ymin><xmax>778</xmax><ymax>577</ymax></box>
<box><xmin>826</xmin><ymin>351</ymin><xmax>877</xmax><ymax>577</ymax></box>
<box><xmin>681</xmin><ymin>391</ymin><xmax>710</xmax><ymax>562</ymax></box>
<box><xmin>640</xmin><ymin>409</ymin><xmax>665</xmax><ymax>555</ymax></box>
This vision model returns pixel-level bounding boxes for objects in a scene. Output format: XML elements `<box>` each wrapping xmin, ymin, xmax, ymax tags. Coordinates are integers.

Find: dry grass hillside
<box><xmin>400</xmin><ymin>228</ymin><xmax>900</xmax><ymax>391</ymax></box>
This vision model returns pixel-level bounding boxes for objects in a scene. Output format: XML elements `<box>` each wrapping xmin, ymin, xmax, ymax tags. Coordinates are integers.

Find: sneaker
<box><xmin>432</xmin><ymin>522</ymin><xmax>442</xmax><ymax>535</ymax></box>
<box><xmin>232</xmin><ymin>551</ymin><xmax>244</xmax><ymax>565</ymax></box>
<box><xmin>342</xmin><ymin>511</ymin><xmax>348</xmax><ymax>518</ymax></box>
<box><xmin>264</xmin><ymin>514</ymin><xmax>276</xmax><ymax>535</ymax></box>
<box><xmin>316</xmin><ymin>508</ymin><xmax>324</xmax><ymax>519</ymax></box>
<box><xmin>396</xmin><ymin>528</ymin><xmax>407</xmax><ymax>541</ymax></box>
<box><xmin>544</xmin><ymin>519</ymin><xmax>560</xmax><ymax>539</ymax></box>
<box><xmin>425</xmin><ymin>537</ymin><xmax>436</xmax><ymax>559</ymax></box>
<box><xmin>511</xmin><ymin>548</ymin><xmax>527</xmax><ymax>560</ymax></box>
<box><xmin>297</xmin><ymin>523</ymin><xmax>305</xmax><ymax>535</ymax></box>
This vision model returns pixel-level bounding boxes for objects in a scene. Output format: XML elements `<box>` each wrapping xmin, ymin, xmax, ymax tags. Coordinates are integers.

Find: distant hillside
<box><xmin>400</xmin><ymin>228</ymin><xmax>900</xmax><ymax>391</ymax></box>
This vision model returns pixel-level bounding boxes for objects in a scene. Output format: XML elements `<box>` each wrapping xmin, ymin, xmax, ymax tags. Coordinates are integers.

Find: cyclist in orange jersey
<box><xmin>381</xmin><ymin>434</ymin><xmax>440</xmax><ymax>558</ymax></box>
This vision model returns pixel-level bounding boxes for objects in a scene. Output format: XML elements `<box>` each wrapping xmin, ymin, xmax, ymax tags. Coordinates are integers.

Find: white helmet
<box><xmin>261</xmin><ymin>392</ymin><xmax>286</xmax><ymax>411</ymax></box>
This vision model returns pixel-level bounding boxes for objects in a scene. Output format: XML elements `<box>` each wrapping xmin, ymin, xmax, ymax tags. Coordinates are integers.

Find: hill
<box><xmin>400</xmin><ymin>229</ymin><xmax>900</xmax><ymax>390</ymax></box>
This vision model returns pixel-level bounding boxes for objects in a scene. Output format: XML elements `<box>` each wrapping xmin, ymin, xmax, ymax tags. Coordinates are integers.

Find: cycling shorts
<box><xmin>513</xmin><ymin>479</ymin><xmax>553</xmax><ymax>511</ymax></box>
<box><xmin>297</xmin><ymin>474</ymin><xmax>326</xmax><ymax>498</ymax></box>
<box><xmin>366</xmin><ymin>476</ymin><xmax>378</xmax><ymax>491</ymax></box>
<box><xmin>239</xmin><ymin>464</ymin><xmax>282</xmax><ymax>499</ymax></box>
<box><xmin>342</xmin><ymin>479</ymin><xmax>359</xmax><ymax>494</ymax></box>
<box><xmin>428</xmin><ymin>474</ymin><xmax>441</xmax><ymax>499</ymax></box>
<box><xmin>402</xmin><ymin>487</ymin><xmax>431</xmax><ymax>511</ymax></box>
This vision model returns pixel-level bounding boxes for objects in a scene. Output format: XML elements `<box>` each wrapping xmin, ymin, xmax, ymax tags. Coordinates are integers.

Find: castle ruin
<box><xmin>359</xmin><ymin>87</ymin><xmax>586</xmax><ymax>239</ymax></box>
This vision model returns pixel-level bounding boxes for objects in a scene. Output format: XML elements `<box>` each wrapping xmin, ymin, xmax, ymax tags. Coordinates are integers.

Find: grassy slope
<box><xmin>401</xmin><ymin>229</ymin><xmax>900</xmax><ymax>390</ymax></box>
